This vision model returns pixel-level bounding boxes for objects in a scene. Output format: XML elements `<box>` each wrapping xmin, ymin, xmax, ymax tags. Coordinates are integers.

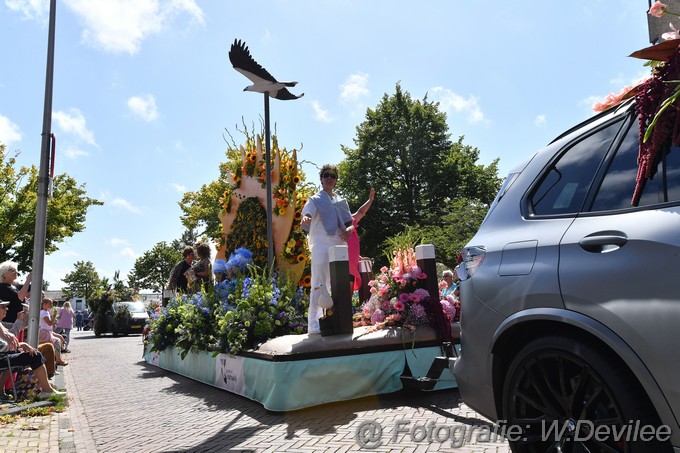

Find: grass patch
<box><xmin>0</xmin><ymin>415</ymin><xmax>17</xmax><ymax>425</ymax></box>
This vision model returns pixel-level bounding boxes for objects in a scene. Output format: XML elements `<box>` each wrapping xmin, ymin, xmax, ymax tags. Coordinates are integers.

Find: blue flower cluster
<box><xmin>214</xmin><ymin>247</ymin><xmax>254</xmax><ymax>276</ymax></box>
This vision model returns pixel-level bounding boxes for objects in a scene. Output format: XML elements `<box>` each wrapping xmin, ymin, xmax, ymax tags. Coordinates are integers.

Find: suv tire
<box><xmin>501</xmin><ymin>335</ymin><xmax>671</xmax><ymax>453</ymax></box>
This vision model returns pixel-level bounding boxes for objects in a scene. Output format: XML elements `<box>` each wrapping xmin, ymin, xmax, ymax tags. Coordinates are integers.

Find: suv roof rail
<box><xmin>548</xmin><ymin>97</ymin><xmax>635</xmax><ymax>145</ymax></box>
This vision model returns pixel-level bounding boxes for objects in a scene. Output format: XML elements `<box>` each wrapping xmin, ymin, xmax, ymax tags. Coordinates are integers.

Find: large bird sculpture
<box><xmin>228</xmin><ymin>39</ymin><xmax>303</xmax><ymax>100</ymax></box>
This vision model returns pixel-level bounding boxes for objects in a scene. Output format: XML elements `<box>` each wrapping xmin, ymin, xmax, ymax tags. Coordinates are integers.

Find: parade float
<box><xmin>144</xmin><ymin>133</ymin><xmax>459</xmax><ymax>411</ymax></box>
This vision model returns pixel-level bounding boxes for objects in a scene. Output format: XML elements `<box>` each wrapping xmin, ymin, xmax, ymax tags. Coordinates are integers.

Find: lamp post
<box><xmin>27</xmin><ymin>0</ymin><xmax>56</xmax><ymax>347</ymax></box>
<box><xmin>264</xmin><ymin>94</ymin><xmax>274</xmax><ymax>269</ymax></box>
<box><xmin>228</xmin><ymin>39</ymin><xmax>303</xmax><ymax>271</ymax></box>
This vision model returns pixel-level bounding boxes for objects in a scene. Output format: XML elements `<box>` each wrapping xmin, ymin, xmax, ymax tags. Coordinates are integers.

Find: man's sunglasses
<box><xmin>322</xmin><ymin>173</ymin><xmax>337</xmax><ymax>179</ymax></box>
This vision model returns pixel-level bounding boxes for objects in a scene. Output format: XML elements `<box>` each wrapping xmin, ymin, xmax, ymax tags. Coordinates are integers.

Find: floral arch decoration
<box><xmin>216</xmin><ymin>133</ymin><xmax>312</xmax><ymax>287</ymax></box>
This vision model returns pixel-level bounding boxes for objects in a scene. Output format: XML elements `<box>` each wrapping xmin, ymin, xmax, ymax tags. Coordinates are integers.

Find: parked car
<box><xmin>454</xmin><ymin>98</ymin><xmax>679</xmax><ymax>452</ymax></box>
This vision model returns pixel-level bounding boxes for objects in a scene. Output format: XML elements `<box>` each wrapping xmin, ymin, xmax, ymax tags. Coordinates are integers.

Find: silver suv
<box><xmin>454</xmin><ymin>98</ymin><xmax>679</xmax><ymax>453</ymax></box>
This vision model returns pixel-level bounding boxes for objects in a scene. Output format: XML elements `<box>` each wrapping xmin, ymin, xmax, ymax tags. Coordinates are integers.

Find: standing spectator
<box><xmin>188</xmin><ymin>242</ymin><xmax>212</xmax><ymax>292</ymax></box>
<box><xmin>56</xmin><ymin>301</ymin><xmax>75</xmax><ymax>353</ymax></box>
<box><xmin>75</xmin><ymin>310</ymin><xmax>84</xmax><ymax>331</ymax></box>
<box><xmin>167</xmin><ymin>246</ymin><xmax>195</xmax><ymax>294</ymax></box>
<box><xmin>0</xmin><ymin>261</ymin><xmax>31</xmax><ymax>324</ymax></box>
<box><xmin>300</xmin><ymin>164</ymin><xmax>354</xmax><ymax>334</ymax></box>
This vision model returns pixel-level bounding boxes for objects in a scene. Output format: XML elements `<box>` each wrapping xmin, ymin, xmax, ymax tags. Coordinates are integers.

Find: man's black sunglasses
<box><xmin>322</xmin><ymin>173</ymin><xmax>337</xmax><ymax>179</ymax></box>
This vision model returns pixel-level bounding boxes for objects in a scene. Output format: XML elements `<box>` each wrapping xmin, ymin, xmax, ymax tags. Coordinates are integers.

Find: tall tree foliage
<box><xmin>112</xmin><ymin>270</ymin><xmax>136</xmax><ymax>301</ymax></box>
<box><xmin>61</xmin><ymin>260</ymin><xmax>100</xmax><ymax>301</ymax></box>
<box><xmin>0</xmin><ymin>144</ymin><xmax>103</xmax><ymax>270</ymax></box>
<box><xmin>337</xmin><ymin>84</ymin><xmax>501</xmax><ymax>266</ymax></box>
<box><xmin>127</xmin><ymin>241</ymin><xmax>182</xmax><ymax>292</ymax></box>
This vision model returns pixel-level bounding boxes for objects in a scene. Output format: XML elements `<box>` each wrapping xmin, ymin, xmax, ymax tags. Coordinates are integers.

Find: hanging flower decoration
<box><xmin>626</xmin><ymin>2</ymin><xmax>680</xmax><ymax>205</ymax></box>
<box><xmin>590</xmin><ymin>2</ymin><xmax>680</xmax><ymax>206</ymax></box>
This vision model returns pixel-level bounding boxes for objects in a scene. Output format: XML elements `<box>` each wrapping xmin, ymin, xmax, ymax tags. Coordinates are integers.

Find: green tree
<box><xmin>61</xmin><ymin>261</ymin><xmax>100</xmax><ymax>301</ymax></box>
<box><xmin>112</xmin><ymin>270</ymin><xmax>137</xmax><ymax>301</ymax></box>
<box><xmin>127</xmin><ymin>241</ymin><xmax>182</xmax><ymax>293</ymax></box>
<box><xmin>337</xmin><ymin>83</ymin><xmax>501</xmax><ymax>264</ymax></box>
<box><xmin>0</xmin><ymin>144</ymin><xmax>103</xmax><ymax>270</ymax></box>
<box><xmin>172</xmin><ymin>228</ymin><xmax>198</xmax><ymax>251</ymax></box>
<box><xmin>418</xmin><ymin>198</ymin><xmax>490</xmax><ymax>268</ymax></box>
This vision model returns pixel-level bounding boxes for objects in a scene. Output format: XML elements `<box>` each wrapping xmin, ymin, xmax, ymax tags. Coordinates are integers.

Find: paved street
<box><xmin>2</xmin><ymin>329</ymin><xmax>511</xmax><ymax>452</ymax></box>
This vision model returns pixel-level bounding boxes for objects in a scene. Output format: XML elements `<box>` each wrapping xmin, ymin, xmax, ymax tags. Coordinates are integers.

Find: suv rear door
<box><xmin>559</xmin><ymin>114</ymin><xmax>680</xmax><ymax>424</ymax></box>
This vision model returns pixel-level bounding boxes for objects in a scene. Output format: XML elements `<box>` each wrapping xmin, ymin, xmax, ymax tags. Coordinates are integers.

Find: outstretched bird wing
<box><xmin>229</xmin><ymin>39</ymin><xmax>278</xmax><ymax>85</ymax></box>
<box><xmin>228</xmin><ymin>39</ymin><xmax>303</xmax><ymax>100</ymax></box>
<box><xmin>274</xmin><ymin>88</ymin><xmax>304</xmax><ymax>100</ymax></box>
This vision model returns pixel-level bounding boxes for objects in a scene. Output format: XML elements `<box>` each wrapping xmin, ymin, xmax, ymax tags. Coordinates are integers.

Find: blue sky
<box><xmin>0</xmin><ymin>1</ymin><xmax>656</xmax><ymax>289</ymax></box>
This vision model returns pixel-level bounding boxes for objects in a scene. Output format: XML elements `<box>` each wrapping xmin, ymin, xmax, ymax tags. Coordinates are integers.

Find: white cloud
<box><xmin>0</xmin><ymin>114</ymin><xmax>22</xmax><ymax>145</ymax></box>
<box><xmin>120</xmin><ymin>247</ymin><xmax>137</xmax><ymax>258</ymax></box>
<box><xmin>431</xmin><ymin>87</ymin><xmax>485</xmax><ymax>124</ymax></box>
<box><xmin>5</xmin><ymin>0</ymin><xmax>49</xmax><ymax>21</ymax></box>
<box><xmin>52</xmin><ymin>108</ymin><xmax>97</xmax><ymax>146</ymax></box>
<box><xmin>107</xmin><ymin>237</ymin><xmax>128</xmax><ymax>247</ymax></box>
<box><xmin>63</xmin><ymin>146</ymin><xmax>90</xmax><ymax>159</ymax></box>
<box><xmin>340</xmin><ymin>72</ymin><xmax>370</xmax><ymax>105</ymax></box>
<box><xmin>64</xmin><ymin>0</ymin><xmax>205</xmax><ymax>55</ymax></box>
<box><xmin>110</xmin><ymin>197</ymin><xmax>141</xmax><ymax>214</ymax></box>
<box><xmin>311</xmin><ymin>100</ymin><xmax>332</xmax><ymax>123</ymax></box>
<box><xmin>534</xmin><ymin>115</ymin><xmax>547</xmax><ymax>127</ymax></box>
<box><xmin>127</xmin><ymin>94</ymin><xmax>159</xmax><ymax>122</ymax></box>
<box><xmin>172</xmin><ymin>182</ymin><xmax>187</xmax><ymax>192</ymax></box>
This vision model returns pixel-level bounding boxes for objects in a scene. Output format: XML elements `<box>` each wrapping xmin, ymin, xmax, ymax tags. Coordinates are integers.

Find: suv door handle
<box><xmin>579</xmin><ymin>233</ymin><xmax>628</xmax><ymax>253</ymax></box>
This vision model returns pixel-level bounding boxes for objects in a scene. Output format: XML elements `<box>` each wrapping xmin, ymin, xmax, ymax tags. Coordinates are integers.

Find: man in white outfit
<box><xmin>300</xmin><ymin>164</ymin><xmax>354</xmax><ymax>334</ymax></box>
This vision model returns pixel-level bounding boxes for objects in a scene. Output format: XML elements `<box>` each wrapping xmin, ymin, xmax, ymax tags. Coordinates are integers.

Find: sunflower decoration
<box><xmin>223</xmin><ymin>197</ymin><xmax>268</xmax><ymax>268</ymax></box>
<box><xmin>219</xmin><ymin>187</ymin><xmax>233</xmax><ymax>213</ymax></box>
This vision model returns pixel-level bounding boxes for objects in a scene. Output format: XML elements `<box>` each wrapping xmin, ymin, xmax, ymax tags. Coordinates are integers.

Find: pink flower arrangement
<box><xmin>592</xmin><ymin>85</ymin><xmax>636</xmax><ymax>112</ymax></box>
<box><xmin>440</xmin><ymin>295</ymin><xmax>458</xmax><ymax>323</ymax></box>
<box><xmin>353</xmin><ymin>246</ymin><xmax>431</xmax><ymax>333</ymax></box>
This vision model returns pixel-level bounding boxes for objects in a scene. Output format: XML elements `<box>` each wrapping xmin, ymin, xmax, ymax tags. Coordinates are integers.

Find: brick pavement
<box><xmin>1</xmin><ymin>330</ymin><xmax>512</xmax><ymax>452</ymax></box>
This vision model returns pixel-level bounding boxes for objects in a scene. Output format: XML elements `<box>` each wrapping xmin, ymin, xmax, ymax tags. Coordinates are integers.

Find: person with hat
<box><xmin>0</xmin><ymin>300</ymin><xmax>66</xmax><ymax>399</ymax></box>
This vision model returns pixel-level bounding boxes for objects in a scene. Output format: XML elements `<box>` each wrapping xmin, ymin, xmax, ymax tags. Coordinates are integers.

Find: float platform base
<box><xmin>144</xmin><ymin>325</ymin><xmax>458</xmax><ymax>411</ymax></box>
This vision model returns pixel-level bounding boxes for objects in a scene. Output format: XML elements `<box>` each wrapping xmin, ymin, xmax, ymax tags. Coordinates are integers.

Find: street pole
<box><xmin>28</xmin><ymin>0</ymin><xmax>56</xmax><ymax>347</ymax></box>
<box><xmin>264</xmin><ymin>93</ymin><xmax>274</xmax><ymax>270</ymax></box>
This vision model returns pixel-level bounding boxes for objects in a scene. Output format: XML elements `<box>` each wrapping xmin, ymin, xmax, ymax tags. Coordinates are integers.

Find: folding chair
<box><xmin>0</xmin><ymin>353</ymin><xmax>26</xmax><ymax>401</ymax></box>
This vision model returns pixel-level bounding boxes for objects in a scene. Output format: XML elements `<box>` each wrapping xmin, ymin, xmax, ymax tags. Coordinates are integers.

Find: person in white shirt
<box><xmin>300</xmin><ymin>164</ymin><xmax>354</xmax><ymax>334</ymax></box>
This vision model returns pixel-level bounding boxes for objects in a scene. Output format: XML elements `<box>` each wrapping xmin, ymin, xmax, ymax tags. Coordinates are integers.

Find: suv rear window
<box><xmin>530</xmin><ymin>119</ymin><xmax>623</xmax><ymax>216</ymax></box>
<box><xmin>592</xmin><ymin>120</ymin><xmax>680</xmax><ymax>210</ymax></box>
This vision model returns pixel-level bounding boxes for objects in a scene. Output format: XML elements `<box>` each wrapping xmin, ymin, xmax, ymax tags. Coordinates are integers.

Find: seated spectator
<box><xmin>440</xmin><ymin>270</ymin><xmax>456</xmax><ymax>297</ymax></box>
<box><xmin>39</xmin><ymin>298</ymin><xmax>68</xmax><ymax>366</ymax></box>
<box><xmin>2</xmin><ymin>305</ymin><xmax>59</xmax><ymax>380</ymax></box>
<box><xmin>0</xmin><ymin>261</ymin><xmax>31</xmax><ymax>325</ymax></box>
<box><xmin>38</xmin><ymin>342</ymin><xmax>57</xmax><ymax>379</ymax></box>
<box><xmin>0</xmin><ymin>300</ymin><xmax>65</xmax><ymax>399</ymax></box>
